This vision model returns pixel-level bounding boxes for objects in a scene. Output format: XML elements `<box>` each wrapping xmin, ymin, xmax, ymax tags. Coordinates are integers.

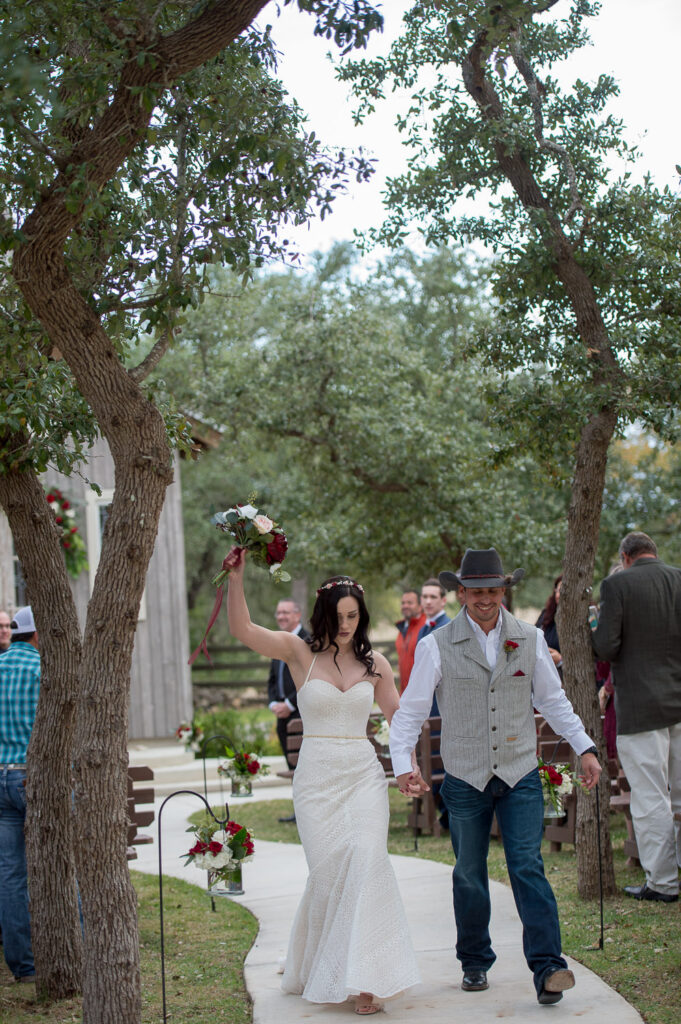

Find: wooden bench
<box><xmin>126</xmin><ymin>765</ymin><xmax>155</xmax><ymax>861</ymax></box>
<box><xmin>276</xmin><ymin>718</ymin><xmax>304</xmax><ymax>780</ymax></box>
<box><xmin>407</xmin><ymin>717</ymin><xmax>445</xmax><ymax>839</ymax></box>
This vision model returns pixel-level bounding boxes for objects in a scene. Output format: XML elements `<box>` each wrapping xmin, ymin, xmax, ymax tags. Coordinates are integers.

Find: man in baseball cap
<box><xmin>0</xmin><ymin>606</ymin><xmax>39</xmax><ymax>982</ymax></box>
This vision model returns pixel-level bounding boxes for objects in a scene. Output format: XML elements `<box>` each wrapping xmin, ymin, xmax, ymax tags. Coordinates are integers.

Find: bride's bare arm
<box><xmin>227</xmin><ymin>553</ymin><xmax>309</xmax><ymax>675</ymax></box>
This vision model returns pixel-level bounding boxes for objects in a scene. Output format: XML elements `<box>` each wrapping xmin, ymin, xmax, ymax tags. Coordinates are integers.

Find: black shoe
<box><xmin>461</xmin><ymin>970</ymin><xmax>488</xmax><ymax>991</ymax></box>
<box><xmin>278</xmin><ymin>814</ymin><xmax>296</xmax><ymax>823</ymax></box>
<box><xmin>623</xmin><ymin>883</ymin><xmax>678</xmax><ymax>903</ymax></box>
<box><xmin>538</xmin><ymin>968</ymin><xmax>575</xmax><ymax>1005</ymax></box>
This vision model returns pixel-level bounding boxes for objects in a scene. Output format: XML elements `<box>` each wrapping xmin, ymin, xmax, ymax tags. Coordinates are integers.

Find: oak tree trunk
<box><xmin>559</xmin><ymin>407</ymin><xmax>618</xmax><ymax>898</ymax></box>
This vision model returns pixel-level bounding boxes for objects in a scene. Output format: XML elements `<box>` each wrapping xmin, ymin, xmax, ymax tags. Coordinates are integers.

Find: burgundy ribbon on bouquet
<box><xmin>188</xmin><ymin>547</ymin><xmax>244</xmax><ymax>665</ymax></box>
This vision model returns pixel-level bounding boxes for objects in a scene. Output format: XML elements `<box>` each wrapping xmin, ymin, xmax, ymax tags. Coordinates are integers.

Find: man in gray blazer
<box><xmin>592</xmin><ymin>531</ymin><xmax>681</xmax><ymax>903</ymax></box>
<box><xmin>390</xmin><ymin>548</ymin><xmax>601</xmax><ymax>1006</ymax></box>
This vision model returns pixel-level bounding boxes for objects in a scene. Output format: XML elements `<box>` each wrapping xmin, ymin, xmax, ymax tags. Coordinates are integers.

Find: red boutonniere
<box><xmin>504</xmin><ymin>640</ymin><xmax>519</xmax><ymax>654</ymax></box>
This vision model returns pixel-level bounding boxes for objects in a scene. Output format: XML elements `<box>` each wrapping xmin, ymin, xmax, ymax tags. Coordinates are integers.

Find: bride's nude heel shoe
<box><xmin>354</xmin><ymin>994</ymin><xmax>383</xmax><ymax>1015</ymax></box>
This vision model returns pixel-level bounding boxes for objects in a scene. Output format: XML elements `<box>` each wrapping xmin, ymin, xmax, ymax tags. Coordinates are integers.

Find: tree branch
<box><xmin>508</xmin><ymin>29</ymin><xmax>585</xmax><ymax>226</ymax></box>
<box><xmin>128</xmin><ymin>328</ymin><xmax>172</xmax><ymax>383</ymax></box>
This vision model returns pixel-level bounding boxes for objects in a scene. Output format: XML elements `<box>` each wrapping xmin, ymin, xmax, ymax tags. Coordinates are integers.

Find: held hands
<box><xmin>580</xmin><ymin>752</ymin><xmax>602</xmax><ymax>790</ymax></box>
<box><xmin>396</xmin><ymin>769</ymin><xmax>430</xmax><ymax>798</ymax></box>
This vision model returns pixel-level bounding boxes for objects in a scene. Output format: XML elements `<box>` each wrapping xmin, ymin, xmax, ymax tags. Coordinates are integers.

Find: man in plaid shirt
<box><xmin>0</xmin><ymin>606</ymin><xmax>40</xmax><ymax>983</ymax></box>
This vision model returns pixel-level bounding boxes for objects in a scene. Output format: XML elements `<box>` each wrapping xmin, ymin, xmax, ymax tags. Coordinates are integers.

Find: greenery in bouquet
<box><xmin>537</xmin><ymin>756</ymin><xmax>585</xmax><ymax>814</ymax></box>
<box><xmin>218</xmin><ymin>747</ymin><xmax>270</xmax><ymax>783</ymax></box>
<box><xmin>175</xmin><ymin>720</ymin><xmax>204</xmax><ymax>753</ymax></box>
<box><xmin>45</xmin><ymin>487</ymin><xmax>88</xmax><ymax>578</ymax></box>
<box><xmin>212</xmin><ymin>502</ymin><xmax>290</xmax><ymax>584</ymax></box>
<box><xmin>182</xmin><ymin>818</ymin><xmax>255</xmax><ymax>881</ymax></box>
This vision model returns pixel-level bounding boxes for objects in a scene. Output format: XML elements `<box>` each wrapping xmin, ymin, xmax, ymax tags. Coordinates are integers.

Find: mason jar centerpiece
<box><xmin>538</xmin><ymin>757</ymin><xmax>581</xmax><ymax>823</ymax></box>
<box><xmin>218</xmin><ymin>747</ymin><xmax>270</xmax><ymax>798</ymax></box>
<box><xmin>183</xmin><ymin>818</ymin><xmax>254</xmax><ymax>897</ymax></box>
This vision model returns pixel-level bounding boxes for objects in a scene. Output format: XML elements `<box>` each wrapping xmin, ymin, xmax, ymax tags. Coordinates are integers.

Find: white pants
<box><xmin>617</xmin><ymin>723</ymin><xmax>681</xmax><ymax>895</ymax></box>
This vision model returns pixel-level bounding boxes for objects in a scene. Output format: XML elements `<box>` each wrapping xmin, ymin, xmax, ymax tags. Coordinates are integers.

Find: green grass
<box><xmin>192</xmin><ymin>794</ymin><xmax>681</xmax><ymax>1024</ymax></box>
<box><xmin>0</xmin><ymin>873</ymin><xmax>258</xmax><ymax>1024</ymax></box>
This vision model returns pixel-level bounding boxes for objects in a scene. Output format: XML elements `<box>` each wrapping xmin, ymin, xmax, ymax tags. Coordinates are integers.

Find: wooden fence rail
<box><xmin>190</xmin><ymin>639</ymin><xmax>398</xmax><ymax>690</ymax></box>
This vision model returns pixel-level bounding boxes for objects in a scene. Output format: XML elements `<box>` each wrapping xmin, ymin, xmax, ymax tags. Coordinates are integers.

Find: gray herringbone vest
<box><xmin>433</xmin><ymin>607</ymin><xmax>538</xmax><ymax>791</ymax></box>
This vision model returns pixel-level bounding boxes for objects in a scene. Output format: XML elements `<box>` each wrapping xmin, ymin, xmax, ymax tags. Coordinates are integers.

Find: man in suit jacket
<box><xmin>592</xmin><ymin>531</ymin><xmax>681</xmax><ymax>903</ymax></box>
<box><xmin>267</xmin><ymin>599</ymin><xmax>309</xmax><ymax>767</ymax></box>
<box><xmin>416</xmin><ymin>577</ymin><xmax>451</xmax><ymax>716</ymax></box>
<box><xmin>390</xmin><ymin>549</ymin><xmax>601</xmax><ymax>1005</ymax></box>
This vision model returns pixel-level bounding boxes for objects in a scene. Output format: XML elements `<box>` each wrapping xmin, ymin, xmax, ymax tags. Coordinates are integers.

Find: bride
<box><xmin>227</xmin><ymin>554</ymin><xmax>421</xmax><ymax>1015</ymax></box>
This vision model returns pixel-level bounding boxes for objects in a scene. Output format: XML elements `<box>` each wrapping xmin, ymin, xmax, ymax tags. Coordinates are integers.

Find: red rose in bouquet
<box><xmin>266</xmin><ymin>532</ymin><xmax>288</xmax><ymax>566</ymax></box>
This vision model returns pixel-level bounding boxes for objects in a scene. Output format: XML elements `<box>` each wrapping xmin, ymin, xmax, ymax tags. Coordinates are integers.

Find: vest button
<box><xmin>491</xmin><ymin>707</ymin><xmax>496</xmax><ymax>712</ymax></box>
<box><xmin>491</xmin><ymin>725</ymin><xmax>497</xmax><ymax>731</ymax></box>
<box><xmin>492</xmin><ymin>745</ymin><xmax>497</xmax><ymax>751</ymax></box>
<box><xmin>492</xmin><ymin>763</ymin><xmax>498</xmax><ymax>769</ymax></box>
<box><xmin>490</xmin><ymin>688</ymin><xmax>495</xmax><ymax>693</ymax></box>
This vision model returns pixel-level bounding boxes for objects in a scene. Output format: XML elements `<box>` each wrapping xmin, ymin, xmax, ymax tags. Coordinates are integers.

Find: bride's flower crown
<box><xmin>316</xmin><ymin>578</ymin><xmax>364</xmax><ymax>596</ymax></box>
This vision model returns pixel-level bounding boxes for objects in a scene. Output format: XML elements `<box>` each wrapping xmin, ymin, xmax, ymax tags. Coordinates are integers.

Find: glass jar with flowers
<box><xmin>175</xmin><ymin>720</ymin><xmax>204</xmax><ymax>754</ymax></box>
<box><xmin>182</xmin><ymin>817</ymin><xmax>255</xmax><ymax>895</ymax></box>
<box><xmin>537</xmin><ymin>756</ymin><xmax>584</xmax><ymax>821</ymax></box>
<box><xmin>218</xmin><ymin>747</ymin><xmax>270</xmax><ymax>797</ymax></box>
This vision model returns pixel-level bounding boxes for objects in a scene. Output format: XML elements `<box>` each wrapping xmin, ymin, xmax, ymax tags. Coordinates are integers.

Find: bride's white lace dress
<box><xmin>281</xmin><ymin>663</ymin><xmax>420</xmax><ymax>1003</ymax></box>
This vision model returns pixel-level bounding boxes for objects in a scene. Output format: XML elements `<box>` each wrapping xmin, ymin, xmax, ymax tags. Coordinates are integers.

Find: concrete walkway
<box><xmin>129</xmin><ymin>742</ymin><xmax>642</xmax><ymax>1024</ymax></box>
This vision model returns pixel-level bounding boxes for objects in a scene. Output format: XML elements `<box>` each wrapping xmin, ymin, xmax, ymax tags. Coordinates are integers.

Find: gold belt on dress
<box><xmin>304</xmin><ymin>734</ymin><xmax>367</xmax><ymax>740</ymax></box>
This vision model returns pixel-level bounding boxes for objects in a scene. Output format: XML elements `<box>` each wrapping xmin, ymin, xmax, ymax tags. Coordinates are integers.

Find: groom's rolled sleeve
<box><xmin>389</xmin><ymin>635</ymin><xmax>441</xmax><ymax>776</ymax></box>
<box><xmin>532</xmin><ymin>631</ymin><xmax>595</xmax><ymax>755</ymax></box>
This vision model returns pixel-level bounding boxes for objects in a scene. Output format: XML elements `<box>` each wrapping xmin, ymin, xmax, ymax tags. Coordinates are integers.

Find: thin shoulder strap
<box><xmin>303</xmin><ymin>654</ymin><xmax>317</xmax><ymax>685</ymax></box>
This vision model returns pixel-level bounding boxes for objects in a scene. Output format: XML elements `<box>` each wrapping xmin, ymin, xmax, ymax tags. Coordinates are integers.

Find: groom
<box><xmin>390</xmin><ymin>548</ymin><xmax>601</xmax><ymax>1005</ymax></box>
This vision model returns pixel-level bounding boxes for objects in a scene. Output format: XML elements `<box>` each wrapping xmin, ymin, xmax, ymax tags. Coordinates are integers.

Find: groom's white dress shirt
<box><xmin>390</xmin><ymin>609</ymin><xmax>592</xmax><ymax>778</ymax></box>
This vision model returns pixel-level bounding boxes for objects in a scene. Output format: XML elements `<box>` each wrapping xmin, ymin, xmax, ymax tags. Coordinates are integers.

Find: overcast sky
<box><xmin>259</xmin><ymin>0</ymin><xmax>681</xmax><ymax>263</ymax></box>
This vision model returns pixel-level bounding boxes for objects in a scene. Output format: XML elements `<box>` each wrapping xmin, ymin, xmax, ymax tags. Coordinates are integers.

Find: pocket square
<box><xmin>513</xmin><ymin>670</ymin><xmax>525</xmax><ymax>677</ymax></box>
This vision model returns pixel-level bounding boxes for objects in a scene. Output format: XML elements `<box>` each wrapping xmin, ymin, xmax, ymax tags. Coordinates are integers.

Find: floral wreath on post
<box><xmin>45</xmin><ymin>488</ymin><xmax>88</xmax><ymax>578</ymax></box>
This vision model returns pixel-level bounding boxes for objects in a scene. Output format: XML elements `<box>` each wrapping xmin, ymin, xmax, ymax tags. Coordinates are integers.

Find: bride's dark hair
<box><xmin>309</xmin><ymin>576</ymin><xmax>376</xmax><ymax>677</ymax></box>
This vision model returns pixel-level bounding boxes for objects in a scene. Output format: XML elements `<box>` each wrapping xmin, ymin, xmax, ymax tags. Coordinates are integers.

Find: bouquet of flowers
<box><xmin>182</xmin><ymin>818</ymin><xmax>255</xmax><ymax>882</ymax></box>
<box><xmin>189</xmin><ymin>500</ymin><xmax>290</xmax><ymax>666</ymax></box>
<box><xmin>537</xmin><ymin>756</ymin><xmax>585</xmax><ymax>814</ymax></box>
<box><xmin>175</xmin><ymin>720</ymin><xmax>204</xmax><ymax>753</ymax></box>
<box><xmin>212</xmin><ymin>503</ymin><xmax>290</xmax><ymax>584</ymax></box>
<box><xmin>373</xmin><ymin>718</ymin><xmax>390</xmax><ymax>748</ymax></box>
<box><xmin>218</xmin><ymin>747</ymin><xmax>270</xmax><ymax>783</ymax></box>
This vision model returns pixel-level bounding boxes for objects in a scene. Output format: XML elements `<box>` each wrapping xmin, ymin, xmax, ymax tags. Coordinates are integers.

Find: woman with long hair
<box><xmin>535</xmin><ymin>574</ymin><xmax>563</xmax><ymax>669</ymax></box>
<box><xmin>227</xmin><ymin>554</ymin><xmax>420</xmax><ymax>1015</ymax></box>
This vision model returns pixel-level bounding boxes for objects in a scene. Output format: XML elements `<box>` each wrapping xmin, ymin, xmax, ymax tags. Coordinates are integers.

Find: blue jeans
<box><xmin>0</xmin><ymin>768</ymin><xmax>34</xmax><ymax>978</ymax></box>
<box><xmin>441</xmin><ymin>769</ymin><xmax>567</xmax><ymax>995</ymax></box>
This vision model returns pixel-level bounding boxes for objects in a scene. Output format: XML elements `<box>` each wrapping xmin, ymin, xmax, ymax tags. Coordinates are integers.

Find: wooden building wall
<box><xmin>1</xmin><ymin>437</ymin><xmax>193</xmax><ymax>738</ymax></box>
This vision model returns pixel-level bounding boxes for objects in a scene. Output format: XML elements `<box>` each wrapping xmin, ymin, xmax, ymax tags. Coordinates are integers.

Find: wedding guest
<box><xmin>0</xmin><ymin>606</ymin><xmax>40</xmax><ymax>983</ymax></box>
<box><xmin>395</xmin><ymin>589</ymin><xmax>425</xmax><ymax>693</ymax></box>
<box><xmin>267</xmin><ymin>598</ymin><xmax>309</xmax><ymax>823</ymax></box>
<box><xmin>591</xmin><ymin>531</ymin><xmax>681</xmax><ymax>903</ymax></box>
<box><xmin>417</xmin><ymin>578</ymin><xmax>451</xmax><ymax>716</ymax></box>
<box><xmin>0</xmin><ymin>611</ymin><xmax>11</xmax><ymax>653</ymax></box>
<box><xmin>535</xmin><ymin>575</ymin><xmax>563</xmax><ymax>672</ymax></box>
<box><xmin>391</xmin><ymin>548</ymin><xmax>601</xmax><ymax>1005</ymax></box>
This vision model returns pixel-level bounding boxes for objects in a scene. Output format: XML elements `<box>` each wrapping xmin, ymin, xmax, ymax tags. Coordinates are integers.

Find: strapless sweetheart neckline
<box><xmin>301</xmin><ymin>677</ymin><xmax>373</xmax><ymax>696</ymax></box>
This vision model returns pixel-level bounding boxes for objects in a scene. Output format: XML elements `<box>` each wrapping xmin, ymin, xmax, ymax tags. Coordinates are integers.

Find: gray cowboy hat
<box><xmin>439</xmin><ymin>548</ymin><xmax>525</xmax><ymax>591</ymax></box>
